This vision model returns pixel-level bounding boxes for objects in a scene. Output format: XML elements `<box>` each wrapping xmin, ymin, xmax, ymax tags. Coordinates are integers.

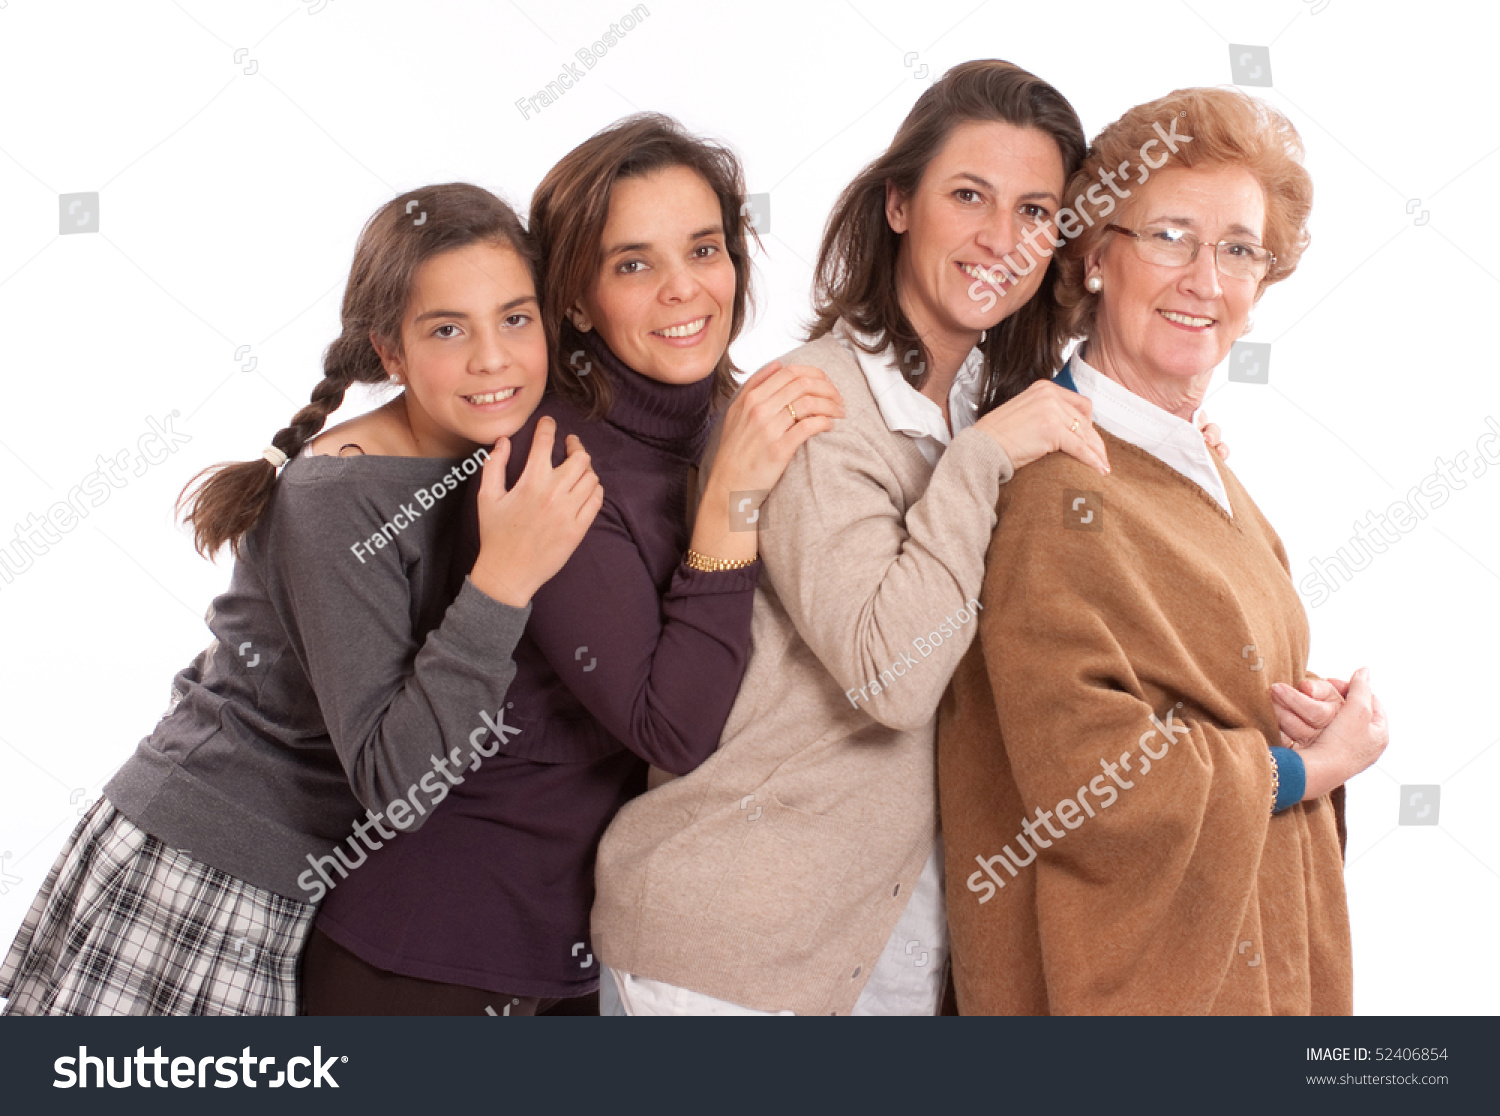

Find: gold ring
<box><xmin>787</xmin><ymin>403</ymin><xmax>799</xmax><ymax>423</ymax></box>
<box><xmin>1069</xmin><ymin>418</ymin><xmax>1080</xmax><ymax>434</ymax></box>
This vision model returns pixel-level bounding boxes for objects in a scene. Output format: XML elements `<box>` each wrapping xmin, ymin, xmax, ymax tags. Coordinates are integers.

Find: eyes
<box><xmin>614</xmin><ymin>241</ymin><xmax>722</xmax><ymax>276</ymax></box>
<box><xmin>1146</xmin><ymin>226</ymin><xmax>1266</xmax><ymax>257</ymax></box>
<box><xmin>952</xmin><ymin>188</ymin><xmax>1053</xmax><ymax>223</ymax></box>
<box><xmin>429</xmin><ymin>312</ymin><xmax>533</xmax><ymax>339</ymax></box>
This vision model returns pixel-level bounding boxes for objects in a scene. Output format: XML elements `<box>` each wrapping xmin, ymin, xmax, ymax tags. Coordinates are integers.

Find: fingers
<box><xmin>551</xmin><ymin>432</ymin><xmax>595</xmax><ymax>490</ymax></box>
<box><xmin>1368</xmin><ymin>690</ymin><xmax>1389</xmax><ymax>736</ymax></box>
<box><xmin>1272</xmin><ymin>681</ymin><xmax>1344</xmax><ymax>732</ymax></box>
<box><xmin>575</xmin><ymin>479</ymin><xmax>606</xmax><ymax>527</ymax></box>
<box><xmin>778</xmin><ymin>414</ymin><xmax>837</xmax><ymax>455</ymax></box>
<box><xmin>565</xmin><ymin>471</ymin><xmax>604</xmax><ymax>524</ymax></box>
<box><xmin>1025</xmin><ymin>378</ymin><xmax>1093</xmax><ymax>418</ymax></box>
<box><xmin>478</xmin><ymin>435</ymin><xmax>512</xmax><ymax>502</ymax></box>
<box><xmin>1297</xmin><ymin>678</ymin><xmax>1342</xmax><ymax>703</ymax></box>
<box><xmin>1274</xmin><ymin>703</ymin><xmax>1320</xmax><ymax>747</ymax></box>
<box><xmin>1060</xmin><ymin>418</ymin><xmax>1111</xmax><ymax>476</ymax></box>
<box><xmin>1325</xmin><ymin>669</ymin><xmax>1375</xmax><ymax>742</ymax></box>
<box><xmin>1195</xmin><ymin>409</ymin><xmax>1230</xmax><ymax>461</ymax></box>
<box><xmin>757</xmin><ymin>366</ymin><xmax>845</xmax><ymax>422</ymax></box>
<box><xmin>738</xmin><ymin>359</ymin><xmax>784</xmax><ymax>392</ymax></box>
<box><xmin>1048</xmin><ymin>380</ymin><xmax>1094</xmax><ymax>419</ymax></box>
<box><xmin>1342</xmin><ymin>667</ymin><xmax>1373</xmax><ymax>707</ymax></box>
<box><xmin>1202</xmin><ymin>423</ymin><xmax>1230</xmax><ymax>461</ymax></box>
<box><xmin>518</xmin><ymin>415</ymin><xmax>558</xmax><ymax>482</ymax></box>
<box><xmin>776</xmin><ymin>391</ymin><xmax>845</xmax><ymax>428</ymax></box>
<box><xmin>974</xmin><ymin>380</ymin><xmax>1107</xmax><ymax>475</ymax></box>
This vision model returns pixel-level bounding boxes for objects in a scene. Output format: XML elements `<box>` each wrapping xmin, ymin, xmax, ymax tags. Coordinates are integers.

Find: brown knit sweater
<box><xmin>939</xmin><ymin>428</ymin><xmax>1353</xmax><ymax>1015</ymax></box>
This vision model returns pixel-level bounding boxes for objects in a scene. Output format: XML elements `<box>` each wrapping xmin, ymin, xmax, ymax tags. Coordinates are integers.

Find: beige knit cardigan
<box><xmin>591</xmin><ymin>328</ymin><xmax>1014</xmax><ymax>1015</ymax></box>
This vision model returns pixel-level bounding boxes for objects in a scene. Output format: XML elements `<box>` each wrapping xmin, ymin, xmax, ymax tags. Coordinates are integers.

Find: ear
<box><xmin>1082</xmin><ymin>237</ymin><xmax>1114</xmax><ymax>289</ymax></box>
<box><xmin>568</xmin><ymin>307</ymin><xmax>593</xmax><ymax>333</ymax></box>
<box><xmin>369</xmin><ymin>328</ymin><xmax>406</xmax><ymax>382</ymax></box>
<box><xmin>1083</xmin><ymin>239</ymin><xmax>1106</xmax><ymax>278</ymax></box>
<box><xmin>884</xmin><ymin>179</ymin><xmax>910</xmax><ymax>235</ymax></box>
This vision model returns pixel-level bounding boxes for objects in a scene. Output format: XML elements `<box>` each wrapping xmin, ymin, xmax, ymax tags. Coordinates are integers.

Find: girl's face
<box><xmin>577</xmin><ymin>164</ymin><xmax>737</xmax><ymax>385</ymax></box>
<box><xmin>376</xmin><ymin>241</ymin><xmax>548</xmax><ymax>457</ymax></box>
<box><xmin>886</xmin><ymin>120</ymin><xmax>1066</xmax><ymax>353</ymax></box>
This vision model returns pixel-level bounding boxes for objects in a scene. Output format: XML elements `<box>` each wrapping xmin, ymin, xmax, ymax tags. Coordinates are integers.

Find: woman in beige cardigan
<box><xmin>590</xmin><ymin>59</ymin><xmax>1111</xmax><ymax>1016</ymax></box>
<box><xmin>940</xmin><ymin>87</ymin><xmax>1388</xmax><ymax>1014</ymax></box>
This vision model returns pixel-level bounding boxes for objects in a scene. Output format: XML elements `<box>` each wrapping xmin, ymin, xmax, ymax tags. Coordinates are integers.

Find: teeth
<box><xmin>1160</xmin><ymin>310</ymin><xmax>1214</xmax><ymax>327</ymax></box>
<box><xmin>654</xmin><ymin>317</ymin><xmax>708</xmax><ymax>338</ymax></box>
<box><xmin>466</xmin><ymin>388</ymin><xmax>518</xmax><ymax>404</ymax></box>
<box><xmin>961</xmin><ymin>262</ymin><xmax>1011</xmax><ymax>287</ymax></box>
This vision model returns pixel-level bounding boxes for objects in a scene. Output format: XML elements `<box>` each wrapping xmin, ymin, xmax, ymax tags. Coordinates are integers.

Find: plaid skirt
<box><xmin>0</xmin><ymin>797</ymin><xmax>316</xmax><ymax>1016</ymax></box>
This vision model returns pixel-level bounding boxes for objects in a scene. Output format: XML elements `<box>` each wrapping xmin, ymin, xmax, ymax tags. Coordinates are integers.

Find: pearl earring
<box><xmin>1086</xmin><ymin>275</ymin><xmax>1103</xmax><ymax>293</ymax></box>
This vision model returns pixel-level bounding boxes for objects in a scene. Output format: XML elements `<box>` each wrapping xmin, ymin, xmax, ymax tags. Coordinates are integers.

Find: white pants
<box><xmin>603</xmin><ymin>836</ymin><xmax>949</xmax><ymax>1016</ymax></box>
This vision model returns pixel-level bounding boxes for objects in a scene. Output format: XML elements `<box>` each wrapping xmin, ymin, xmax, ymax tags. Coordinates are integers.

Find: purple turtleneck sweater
<box><xmin>313</xmin><ymin>331</ymin><xmax>760</xmax><ymax>998</ymax></box>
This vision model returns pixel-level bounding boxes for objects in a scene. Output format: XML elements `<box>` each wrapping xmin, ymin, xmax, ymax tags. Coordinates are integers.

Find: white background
<box><xmin>0</xmin><ymin>0</ymin><xmax>1495</xmax><ymax>1015</ymax></box>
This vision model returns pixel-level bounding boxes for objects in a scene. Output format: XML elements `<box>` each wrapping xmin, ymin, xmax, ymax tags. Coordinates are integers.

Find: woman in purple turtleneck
<box><xmin>300</xmin><ymin>114</ymin><xmax>842</xmax><ymax>1015</ymax></box>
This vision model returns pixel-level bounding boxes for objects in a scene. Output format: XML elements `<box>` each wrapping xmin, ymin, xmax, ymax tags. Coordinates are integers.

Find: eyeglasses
<box><xmin>1105</xmin><ymin>223</ymin><xmax>1275</xmax><ymax>282</ymax></box>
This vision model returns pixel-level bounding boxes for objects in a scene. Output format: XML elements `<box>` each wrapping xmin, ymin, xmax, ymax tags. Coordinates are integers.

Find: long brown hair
<box><xmin>178</xmin><ymin>183</ymin><xmax>535</xmax><ymax>558</ymax></box>
<box><xmin>529</xmin><ymin>113</ymin><xmax>754</xmax><ymax>421</ymax></box>
<box><xmin>809</xmin><ymin>59</ymin><xmax>1086</xmax><ymax>413</ymax></box>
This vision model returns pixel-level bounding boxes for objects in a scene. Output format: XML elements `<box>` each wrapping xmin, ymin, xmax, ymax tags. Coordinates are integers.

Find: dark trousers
<box><xmin>300</xmin><ymin>927</ymin><xmax>599</xmax><ymax>1016</ymax></box>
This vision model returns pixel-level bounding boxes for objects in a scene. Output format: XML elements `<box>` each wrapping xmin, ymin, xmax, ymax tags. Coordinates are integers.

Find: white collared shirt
<box><xmin>1068</xmin><ymin>350</ymin><xmax>1233</xmax><ymax>516</ymax></box>
<box><xmin>844</xmin><ymin>325</ymin><xmax>986</xmax><ymax>464</ymax></box>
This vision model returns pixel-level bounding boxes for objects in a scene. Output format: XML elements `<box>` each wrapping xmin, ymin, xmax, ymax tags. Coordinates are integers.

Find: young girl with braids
<box><xmin>0</xmin><ymin>183</ymin><xmax>601</xmax><ymax>1016</ymax></box>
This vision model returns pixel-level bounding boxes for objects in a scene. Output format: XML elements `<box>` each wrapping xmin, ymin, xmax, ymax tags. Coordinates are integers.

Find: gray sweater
<box><xmin>105</xmin><ymin>451</ymin><xmax>529</xmax><ymax>900</ymax></box>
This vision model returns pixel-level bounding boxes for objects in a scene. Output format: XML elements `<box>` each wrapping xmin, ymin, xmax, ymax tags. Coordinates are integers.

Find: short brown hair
<box><xmin>809</xmin><ymin>59</ymin><xmax>1086</xmax><ymax>413</ymax></box>
<box><xmin>529</xmin><ymin>113</ymin><xmax>754</xmax><ymax>421</ymax></box>
<box><xmin>1057</xmin><ymin>86</ymin><xmax>1313</xmax><ymax>340</ymax></box>
<box><xmin>178</xmin><ymin>183</ymin><xmax>534</xmax><ymax>558</ymax></box>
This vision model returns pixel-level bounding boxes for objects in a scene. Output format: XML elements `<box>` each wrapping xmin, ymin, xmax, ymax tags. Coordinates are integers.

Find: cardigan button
<box><xmin>892</xmin><ymin>883</ymin><xmax>901</xmax><ymax>896</ymax></box>
<box><xmin>851</xmin><ymin>966</ymin><xmax>861</xmax><ymax>979</ymax></box>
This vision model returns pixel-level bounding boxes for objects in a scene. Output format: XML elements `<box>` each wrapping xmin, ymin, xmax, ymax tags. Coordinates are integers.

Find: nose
<box><xmin>1179</xmin><ymin>242</ymin><xmax>1223</xmax><ymax>300</ymax></box>
<box><xmin>974</xmin><ymin>209</ymin><xmax>1024</xmax><ymax>262</ymax></box>
<box><xmin>657</xmin><ymin>258</ymin><xmax>701</xmax><ymax>304</ymax></box>
<box><xmin>470</xmin><ymin>322</ymin><xmax>510</xmax><ymax>376</ymax></box>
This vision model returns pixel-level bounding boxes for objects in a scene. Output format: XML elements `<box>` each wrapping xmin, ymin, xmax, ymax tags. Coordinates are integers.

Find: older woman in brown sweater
<box><xmin>939</xmin><ymin>87</ymin><xmax>1389</xmax><ymax>1015</ymax></box>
